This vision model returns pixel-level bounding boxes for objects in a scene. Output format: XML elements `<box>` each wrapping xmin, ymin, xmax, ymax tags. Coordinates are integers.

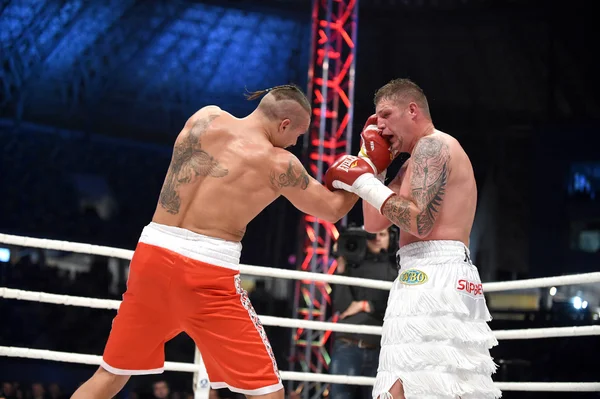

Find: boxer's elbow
<box><xmin>314</xmin><ymin>191</ymin><xmax>356</xmax><ymax>223</ymax></box>
<box><xmin>322</xmin><ymin>207</ymin><xmax>344</xmax><ymax>224</ymax></box>
<box><xmin>362</xmin><ymin>201</ymin><xmax>389</xmax><ymax>233</ymax></box>
<box><xmin>321</xmin><ymin>200</ymin><xmax>349</xmax><ymax>224</ymax></box>
<box><xmin>324</xmin><ymin>215</ymin><xmax>342</xmax><ymax>224</ymax></box>
<box><xmin>363</xmin><ymin>220</ymin><xmax>382</xmax><ymax>233</ymax></box>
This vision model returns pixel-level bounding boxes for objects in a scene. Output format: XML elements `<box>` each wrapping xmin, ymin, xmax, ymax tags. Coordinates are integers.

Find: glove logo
<box><xmin>338</xmin><ymin>157</ymin><xmax>359</xmax><ymax>172</ymax></box>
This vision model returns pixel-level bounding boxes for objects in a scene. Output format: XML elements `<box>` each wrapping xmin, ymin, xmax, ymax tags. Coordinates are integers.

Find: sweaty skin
<box><xmin>363</xmin><ymin>130</ymin><xmax>477</xmax><ymax>247</ymax></box>
<box><xmin>152</xmin><ymin>106</ymin><xmax>358</xmax><ymax>242</ymax></box>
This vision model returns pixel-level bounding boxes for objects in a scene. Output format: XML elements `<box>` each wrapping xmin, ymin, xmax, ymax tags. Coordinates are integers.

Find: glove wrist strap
<box><xmin>376</xmin><ymin>169</ymin><xmax>387</xmax><ymax>183</ymax></box>
<box><xmin>352</xmin><ymin>174</ymin><xmax>395</xmax><ymax>213</ymax></box>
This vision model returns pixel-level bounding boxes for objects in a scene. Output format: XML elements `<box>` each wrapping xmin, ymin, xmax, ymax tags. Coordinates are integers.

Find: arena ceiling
<box><xmin>0</xmin><ymin>0</ymin><xmax>311</xmax><ymax>141</ymax></box>
<box><xmin>0</xmin><ymin>0</ymin><xmax>596</xmax><ymax>143</ymax></box>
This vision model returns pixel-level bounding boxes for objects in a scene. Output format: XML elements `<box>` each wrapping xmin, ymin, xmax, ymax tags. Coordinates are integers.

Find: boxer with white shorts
<box><xmin>325</xmin><ymin>78</ymin><xmax>501</xmax><ymax>399</ymax></box>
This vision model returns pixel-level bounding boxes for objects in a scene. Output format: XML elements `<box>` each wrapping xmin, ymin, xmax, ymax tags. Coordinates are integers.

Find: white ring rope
<box><xmin>0</xmin><ymin>346</ymin><xmax>599</xmax><ymax>391</ymax></box>
<box><xmin>2</xmin><ymin>287</ymin><xmax>600</xmax><ymax>340</ymax></box>
<box><xmin>3</xmin><ymin>233</ymin><xmax>600</xmax><ymax>292</ymax></box>
<box><xmin>0</xmin><ymin>346</ymin><xmax>198</xmax><ymax>373</ymax></box>
<box><xmin>493</xmin><ymin>382</ymin><xmax>600</xmax><ymax>392</ymax></box>
<box><xmin>0</xmin><ymin>287</ymin><xmax>382</xmax><ymax>335</ymax></box>
<box><xmin>2</xmin><ymin>233</ymin><xmax>600</xmax><ymax>393</ymax></box>
<box><xmin>0</xmin><ymin>233</ymin><xmax>393</xmax><ymax>290</ymax></box>
<box><xmin>493</xmin><ymin>325</ymin><xmax>600</xmax><ymax>340</ymax></box>
<box><xmin>483</xmin><ymin>273</ymin><xmax>600</xmax><ymax>292</ymax></box>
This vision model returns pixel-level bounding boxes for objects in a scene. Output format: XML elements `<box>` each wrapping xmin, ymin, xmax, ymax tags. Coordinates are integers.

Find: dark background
<box><xmin>0</xmin><ymin>0</ymin><xmax>598</xmax><ymax>398</ymax></box>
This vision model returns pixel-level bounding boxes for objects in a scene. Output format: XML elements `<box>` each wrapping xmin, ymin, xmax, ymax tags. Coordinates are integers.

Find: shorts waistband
<box><xmin>397</xmin><ymin>240</ymin><xmax>470</xmax><ymax>261</ymax></box>
<box><xmin>139</xmin><ymin>222</ymin><xmax>242</xmax><ymax>270</ymax></box>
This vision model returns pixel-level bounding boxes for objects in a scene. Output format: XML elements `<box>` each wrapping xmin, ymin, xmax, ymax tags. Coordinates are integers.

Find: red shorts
<box><xmin>101</xmin><ymin>223</ymin><xmax>282</xmax><ymax>396</ymax></box>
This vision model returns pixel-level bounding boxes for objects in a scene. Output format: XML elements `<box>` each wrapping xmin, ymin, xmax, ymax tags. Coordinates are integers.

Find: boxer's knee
<box><xmin>246</xmin><ymin>387</ymin><xmax>284</xmax><ymax>399</ymax></box>
<box><xmin>377</xmin><ymin>380</ymin><xmax>405</xmax><ymax>399</ymax></box>
<box><xmin>96</xmin><ymin>364</ymin><xmax>129</xmax><ymax>380</ymax></box>
<box><xmin>71</xmin><ymin>366</ymin><xmax>130</xmax><ymax>399</ymax></box>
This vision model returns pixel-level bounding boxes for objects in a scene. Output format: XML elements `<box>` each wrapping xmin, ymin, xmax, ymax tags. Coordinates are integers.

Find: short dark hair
<box><xmin>245</xmin><ymin>84</ymin><xmax>312</xmax><ymax>116</ymax></box>
<box><xmin>374</xmin><ymin>78</ymin><xmax>431</xmax><ymax>119</ymax></box>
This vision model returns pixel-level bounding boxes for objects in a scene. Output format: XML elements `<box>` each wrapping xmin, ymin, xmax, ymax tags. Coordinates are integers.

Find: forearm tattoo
<box><xmin>382</xmin><ymin>196</ymin><xmax>412</xmax><ymax>232</ymax></box>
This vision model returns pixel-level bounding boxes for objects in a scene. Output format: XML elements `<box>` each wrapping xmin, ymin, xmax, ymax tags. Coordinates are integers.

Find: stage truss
<box><xmin>290</xmin><ymin>0</ymin><xmax>358</xmax><ymax>398</ymax></box>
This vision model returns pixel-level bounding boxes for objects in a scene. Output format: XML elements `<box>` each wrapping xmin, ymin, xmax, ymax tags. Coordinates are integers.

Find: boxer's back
<box><xmin>151</xmin><ymin>106</ymin><xmax>281</xmax><ymax>242</ymax></box>
<box><xmin>399</xmin><ymin>131</ymin><xmax>477</xmax><ymax>247</ymax></box>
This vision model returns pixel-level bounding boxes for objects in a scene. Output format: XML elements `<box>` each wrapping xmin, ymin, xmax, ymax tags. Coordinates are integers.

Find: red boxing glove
<box><xmin>362</xmin><ymin>113</ymin><xmax>379</xmax><ymax>132</ymax></box>
<box><xmin>358</xmin><ymin>114</ymin><xmax>394</xmax><ymax>174</ymax></box>
<box><xmin>324</xmin><ymin>155</ymin><xmax>375</xmax><ymax>191</ymax></box>
<box><xmin>325</xmin><ymin>155</ymin><xmax>395</xmax><ymax>213</ymax></box>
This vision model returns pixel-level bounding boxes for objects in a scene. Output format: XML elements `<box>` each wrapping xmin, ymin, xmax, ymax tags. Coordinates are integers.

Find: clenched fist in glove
<box><xmin>358</xmin><ymin>114</ymin><xmax>395</xmax><ymax>178</ymax></box>
<box><xmin>325</xmin><ymin>154</ymin><xmax>396</xmax><ymax>213</ymax></box>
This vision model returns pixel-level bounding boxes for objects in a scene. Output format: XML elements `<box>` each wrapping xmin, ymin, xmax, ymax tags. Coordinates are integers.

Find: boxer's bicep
<box><xmin>381</xmin><ymin>137</ymin><xmax>450</xmax><ymax>237</ymax></box>
<box><xmin>269</xmin><ymin>156</ymin><xmax>310</xmax><ymax>191</ymax></box>
<box><xmin>272</xmin><ymin>155</ymin><xmax>356</xmax><ymax>223</ymax></box>
<box><xmin>410</xmin><ymin>136</ymin><xmax>451</xmax><ymax>236</ymax></box>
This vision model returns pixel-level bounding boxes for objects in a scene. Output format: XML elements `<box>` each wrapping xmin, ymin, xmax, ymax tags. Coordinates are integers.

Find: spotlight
<box><xmin>582</xmin><ymin>301</ymin><xmax>588</xmax><ymax>309</ymax></box>
<box><xmin>573</xmin><ymin>296</ymin><xmax>582</xmax><ymax>310</ymax></box>
<box><xmin>0</xmin><ymin>248</ymin><xmax>9</xmax><ymax>262</ymax></box>
<box><xmin>549</xmin><ymin>287</ymin><xmax>557</xmax><ymax>296</ymax></box>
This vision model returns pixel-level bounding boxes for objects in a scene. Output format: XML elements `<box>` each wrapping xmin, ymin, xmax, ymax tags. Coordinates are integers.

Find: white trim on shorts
<box><xmin>139</xmin><ymin>222</ymin><xmax>242</xmax><ymax>271</ymax></box>
<box><xmin>232</xmin><ymin>274</ymin><xmax>283</xmax><ymax>390</ymax></box>
<box><xmin>100</xmin><ymin>359</ymin><xmax>163</xmax><ymax>375</ymax></box>
<box><xmin>211</xmin><ymin>381</ymin><xmax>284</xmax><ymax>396</ymax></box>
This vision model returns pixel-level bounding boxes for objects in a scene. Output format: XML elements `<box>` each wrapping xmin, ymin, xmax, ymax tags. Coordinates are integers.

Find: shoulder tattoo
<box><xmin>159</xmin><ymin>114</ymin><xmax>228</xmax><ymax>214</ymax></box>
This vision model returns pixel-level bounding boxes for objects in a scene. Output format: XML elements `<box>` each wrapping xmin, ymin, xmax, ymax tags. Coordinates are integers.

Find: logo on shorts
<box><xmin>399</xmin><ymin>269</ymin><xmax>428</xmax><ymax>285</ymax></box>
<box><xmin>457</xmin><ymin>279</ymin><xmax>483</xmax><ymax>296</ymax></box>
<box><xmin>234</xmin><ymin>275</ymin><xmax>281</xmax><ymax>379</ymax></box>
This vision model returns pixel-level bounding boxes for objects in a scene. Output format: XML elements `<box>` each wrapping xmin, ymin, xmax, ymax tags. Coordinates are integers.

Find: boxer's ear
<box><xmin>408</xmin><ymin>102</ymin><xmax>418</xmax><ymax>117</ymax></box>
<box><xmin>279</xmin><ymin>118</ymin><xmax>291</xmax><ymax>134</ymax></box>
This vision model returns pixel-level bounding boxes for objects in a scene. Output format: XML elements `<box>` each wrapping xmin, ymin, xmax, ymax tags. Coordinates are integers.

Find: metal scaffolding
<box><xmin>289</xmin><ymin>0</ymin><xmax>358</xmax><ymax>398</ymax></box>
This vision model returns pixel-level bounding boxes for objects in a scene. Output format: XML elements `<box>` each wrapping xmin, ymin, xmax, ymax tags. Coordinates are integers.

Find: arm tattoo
<box><xmin>381</xmin><ymin>136</ymin><xmax>450</xmax><ymax>236</ymax></box>
<box><xmin>159</xmin><ymin>114</ymin><xmax>228</xmax><ymax>214</ymax></box>
<box><xmin>270</xmin><ymin>159</ymin><xmax>309</xmax><ymax>190</ymax></box>
<box><xmin>411</xmin><ymin>137</ymin><xmax>450</xmax><ymax>236</ymax></box>
<box><xmin>382</xmin><ymin>197</ymin><xmax>412</xmax><ymax>232</ymax></box>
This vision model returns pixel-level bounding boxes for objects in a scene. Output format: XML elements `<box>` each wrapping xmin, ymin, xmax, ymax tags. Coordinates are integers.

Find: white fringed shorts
<box><xmin>372</xmin><ymin>240</ymin><xmax>502</xmax><ymax>399</ymax></box>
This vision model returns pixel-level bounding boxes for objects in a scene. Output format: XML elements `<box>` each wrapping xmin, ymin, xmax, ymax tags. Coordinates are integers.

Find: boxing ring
<box><xmin>1</xmin><ymin>233</ymin><xmax>599</xmax><ymax>397</ymax></box>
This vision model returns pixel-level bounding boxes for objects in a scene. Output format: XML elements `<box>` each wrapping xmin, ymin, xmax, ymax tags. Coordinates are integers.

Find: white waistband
<box><xmin>397</xmin><ymin>240</ymin><xmax>470</xmax><ymax>263</ymax></box>
<box><xmin>139</xmin><ymin>222</ymin><xmax>242</xmax><ymax>270</ymax></box>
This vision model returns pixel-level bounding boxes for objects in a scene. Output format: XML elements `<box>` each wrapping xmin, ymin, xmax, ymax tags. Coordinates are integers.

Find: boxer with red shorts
<box><xmin>71</xmin><ymin>85</ymin><xmax>359</xmax><ymax>399</ymax></box>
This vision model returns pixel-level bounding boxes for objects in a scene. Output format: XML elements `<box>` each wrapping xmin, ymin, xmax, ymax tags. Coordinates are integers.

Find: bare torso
<box><xmin>398</xmin><ymin>131</ymin><xmax>477</xmax><ymax>247</ymax></box>
<box><xmin>363</xmin><ymin>130</ymin><xmax>477</xmax><ymax>248</ymax></box>
<box><xmin>151</xmin><ymin>107</ymin><xmax>283</xmax><ymax>242</ymax></box>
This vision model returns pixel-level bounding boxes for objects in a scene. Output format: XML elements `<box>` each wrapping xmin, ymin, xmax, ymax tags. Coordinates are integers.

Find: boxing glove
<box><xmin>325</xmin><ymin>155</ymin><xmax>396</xmax><ymax>213</ymax></box>
<box><xmin>358</xmin><ymin>114</ymin><xmax>394</xmax><ymax>177</ymax></box>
